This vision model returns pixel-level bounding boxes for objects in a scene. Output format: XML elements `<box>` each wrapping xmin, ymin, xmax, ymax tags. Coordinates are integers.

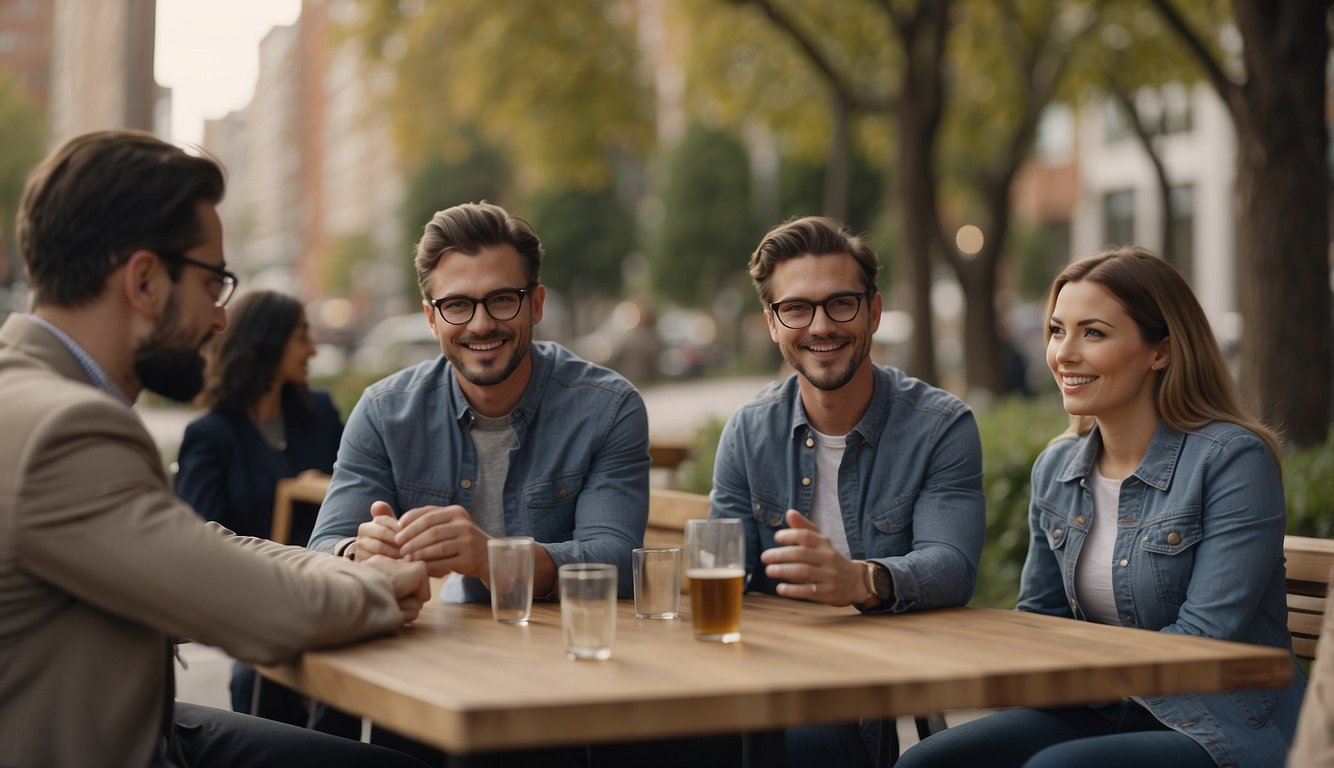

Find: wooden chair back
<box><xmin>1285</xmin><ymin>535</ymin><xmax>1334</xmax><ymax>660</ymax></box>
<box><xmin>645</xmin><ymin>488</ymin><xmax>709</xmax><ymax>549</ymax></box>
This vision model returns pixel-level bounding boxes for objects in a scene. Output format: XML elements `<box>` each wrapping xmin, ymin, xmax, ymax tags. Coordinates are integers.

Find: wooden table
<box><xmin>259</xmin><ymin>594</ymin><xmax>1291</xmax><ymax>761</ymax></box>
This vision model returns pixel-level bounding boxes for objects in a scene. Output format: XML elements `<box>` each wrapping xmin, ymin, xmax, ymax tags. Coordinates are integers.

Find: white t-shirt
<box><xmin>1074</xmin><ymin>467</ymin><xmax>1121</xmax><ymax>625</ymax></box>
<box><xmin>808</xmin><ymin>427</ymin><xmax>851</xmax><ymax>558</ymax></box>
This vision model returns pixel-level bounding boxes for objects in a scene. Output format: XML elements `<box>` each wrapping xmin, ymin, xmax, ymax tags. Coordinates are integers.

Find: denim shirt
<box><xmin>308</xmin><ymin>341</ymin><xmax>650</xmax><ymax>600</ymax></box>
<box><xmin>1019</xmin><ymin>421</ymin><xmax>1306</xmax><ymax>768</ymax></box>
<box><xmin>710</xmin><ymin>365</ymin><xmax>985</xmax><ymax>613</ymax></box>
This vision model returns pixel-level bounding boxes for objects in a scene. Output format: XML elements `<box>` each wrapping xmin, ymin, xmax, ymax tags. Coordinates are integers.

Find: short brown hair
<box><xmin>413</xmin><ymin>202</ymin><xmax>543</xmax><ymax>299</ymax></box>
<box><xmin>17</xmin><ymin>129</ymin><xmax>225</xmax><ymax>307</ymax></box>
<box><xmin>748</xmin><ymin>216</ymin><xmax>879</xmax><ymax>303</ymax></box>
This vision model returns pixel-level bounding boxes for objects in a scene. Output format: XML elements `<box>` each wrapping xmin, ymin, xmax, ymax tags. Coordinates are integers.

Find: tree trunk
<box><xmin>823</xmin><ymin>92</ymin><xmax>851</xmax><ymax>223</ymax></box>
<box><xmin>892</xmin><ymin>0</ymin><xmax>952</xmax><ymax>385</ymax></box>
<box><xmin>1153</xmin><ymin>0</ymin><xmax>1331</xmax><ymax>446</ymax></box>
<box><xmin>957</xmin><ymin>254</ymin><xmax>1004</xmax><ymax>399</ymax></box>
<box><xmin>1230</xmin><ymin>2</ymin><xmax>1330</xmax><ymax>446</ymax></box>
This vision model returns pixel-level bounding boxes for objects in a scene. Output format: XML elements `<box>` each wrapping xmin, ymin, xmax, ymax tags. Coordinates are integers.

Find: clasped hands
<box><xmin>760</xmin><ymin>509</ymin><xmax>874</xmax><ymax>607</ymax></box>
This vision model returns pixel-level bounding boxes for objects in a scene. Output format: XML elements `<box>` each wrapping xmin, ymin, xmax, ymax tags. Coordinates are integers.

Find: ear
<box><xmin>868</xmin><ymin>291</ymin><xmax>883</xmax><ymax>335</ymax></box>
<box><xmin>529</xmin><ymin>283</ymin><xmax>546</xmax><ymax>327</ymax></box>
<box><xmin>1153</xmin><ymin>337</ymin><xmax>1171</xmax><ymax>371</ymax></box>
<box><xmin>120</xmin><ymin>249</ymin><xmax>165</xmax><ymax>319</ymax></box>
<box><xmin>421</xmin><ymin>300</ymin><xmax>440</xmax><ymax>340</ymax></box>
<box><xmin>764</xmin><ymin>306</ymin><xmax>781</xmax><ymax>343</ymax></box>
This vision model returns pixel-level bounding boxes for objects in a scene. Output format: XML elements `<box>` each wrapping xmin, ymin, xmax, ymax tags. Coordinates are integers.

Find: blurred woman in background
<box><xmin>176</xmin><ymin>289</ymin><xmax>349</xmax><ymax>730</ymax></box>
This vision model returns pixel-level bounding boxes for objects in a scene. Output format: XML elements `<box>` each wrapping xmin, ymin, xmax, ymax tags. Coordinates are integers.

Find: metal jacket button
<box><xmin>801</xmin><ymin>477</ymin><xmax>812</xmax><ymax>487</ymax></box>
<box><xmin>1166</xmin><ymin>531</ymin><xmax>1181</xmax><ymax>545</ymax></box>
<box><xmin>460</xmin><ymin>479</ymin><xmax>473</xmax><ymax>489</ymax></box>
<box><xmin>1074</xmin><ymin>515</ymin><xmax>1087</xmax><ymax>525</ymax></box>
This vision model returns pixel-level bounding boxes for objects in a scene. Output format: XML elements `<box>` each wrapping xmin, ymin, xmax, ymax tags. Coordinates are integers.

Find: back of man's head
<box><xmin>414</xmin><ymin>201</ymin><xmax>544</xmax><ymax>299</ymax></box>
<box><xmin>17</xmin><ymin>129</ymin><xmax>226</xmax><ymax>308</ymax></box>
<box><xmin>748</xmin><ymin>216</ymin><xmax>880</xmax><ymax>304</ymax></box>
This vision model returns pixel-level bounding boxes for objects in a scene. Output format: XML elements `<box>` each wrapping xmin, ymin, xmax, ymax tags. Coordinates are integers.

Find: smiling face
<box><xmin>1046</xmin><ymin>279</ymin><xmax>1169</xmax><ymax>429</ymax></box>
<box><xmin>764</xmin><ymin>252</ymin><xmax>881</xmax><ymax>393</ymax></box>
<box><xmin>423</xmin><ymin>244</ymin><xmax>545</xmax><ymax>404</ymax></box>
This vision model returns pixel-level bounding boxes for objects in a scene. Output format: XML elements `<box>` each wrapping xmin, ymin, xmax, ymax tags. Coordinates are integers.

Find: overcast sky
<box><xmin>154</xmin><ymin>0</ymin><xmax>301</xmax><ymax>145</ymax></box>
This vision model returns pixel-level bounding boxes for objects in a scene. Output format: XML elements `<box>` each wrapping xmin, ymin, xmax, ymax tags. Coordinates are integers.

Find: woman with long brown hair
<box><xmin>900</xmin><ymin>247</ymin><xmax>1305</xmax><ymax>768</ymax></box>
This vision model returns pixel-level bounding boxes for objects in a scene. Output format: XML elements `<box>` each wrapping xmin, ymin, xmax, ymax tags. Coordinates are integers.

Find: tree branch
<box><xmin>1147</xmin><ymin>0</ymin><xmax>1241</xmax><ymax>114</ymax></box>
<box><xmin>741</xmin><ymin>0</ymin><xmax>893</xmax><ymax>112</ymax></box>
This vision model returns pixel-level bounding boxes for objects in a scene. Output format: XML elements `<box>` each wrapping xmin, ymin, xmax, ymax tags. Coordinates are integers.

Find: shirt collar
<box><xmin>786</xmin><ymin>365</ymin><xmax>888</xmax><ymax>446</ymax></box>
<box><xmin>26</xmin><ymin>314</ymin><xmax>131</xmax><ymax>403</ymax></box>
<box><xmin>448</xmin><ymin>342</ymin><xmax>548</xmax><ymax>426</ymax></box>
<box><xmin>1056</xmin><ymin>420</ymin><xmax>1181</xmax><ymax>491</ymax></box>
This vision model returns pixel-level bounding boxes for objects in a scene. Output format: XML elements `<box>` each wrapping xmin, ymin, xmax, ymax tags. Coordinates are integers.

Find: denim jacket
<box><xmin>710</xmin><ymin>365</ymin><xmax>985</xmax><ymax>613</ymax></box>
<box><xmin>1018</xmin><ymin>421</ymin><xmax>1306</xmax><ymax>768</ymax></box>
<box><xmin>308</xmin><ymin>341</ymin><xmax>650</xmax><ymax>599</ymax></box>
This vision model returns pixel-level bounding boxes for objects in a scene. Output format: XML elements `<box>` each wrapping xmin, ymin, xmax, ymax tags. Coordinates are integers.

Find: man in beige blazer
<box><xmin>0</xmin><ymin>130</ymin><xmax>431</xmax><ymax>767</ymax></box>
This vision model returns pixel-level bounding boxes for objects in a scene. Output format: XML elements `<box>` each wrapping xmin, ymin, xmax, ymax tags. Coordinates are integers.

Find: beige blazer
<box><xmin>0</xmin><ymin>315</ymin><xmax>406</xmax><ymax>767</ymax></box>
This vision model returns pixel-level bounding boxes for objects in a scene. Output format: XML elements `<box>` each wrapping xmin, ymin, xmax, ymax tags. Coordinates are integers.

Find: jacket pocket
<box><xmin>866</xmin><ymin>495</ymin><xmax>915</xmax><ymax>557</ymax></box>
<box><xmin>1139</xmin><ymin>505</ymin><xmax>1203</xmax><ymax>604</ymax></box>
<box><xmin>750</xmin><ymin>493</ymin><xmax>787</xmax><ymax>530</ymax></box>
<box><xmin>1035</xmin><ymin>498</ymin><xmax>1072</xmax><ymax>553</ymax></box>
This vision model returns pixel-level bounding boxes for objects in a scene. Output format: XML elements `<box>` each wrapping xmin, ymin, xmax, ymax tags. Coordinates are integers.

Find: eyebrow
<box><xmin>1049</xmin><ymin>316</ymin><xmax>1116</xmax><ymax>328</ymax></box>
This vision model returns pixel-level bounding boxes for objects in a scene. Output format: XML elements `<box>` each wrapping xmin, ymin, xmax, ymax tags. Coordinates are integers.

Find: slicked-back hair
<box><xmin>748</xmin><ymin>216</ymin><xmax>879</xmax><ymax>304</ymax></box>
<box><xmin>413</xmin><ymin>202</ymin><xmax>543</xmax><ymax>299</ymax></box>
<box><xmin>1046</xmin><ymin>245</ymin><xmax>1281</xmax><ymax>463</ymax></box>
<box><xmin>199</xmin><ymin>290</ymin><xmax>311</xmax><ymax>418</ymax></box>
<box><xmin>17</xmin><ymin>129</ymin><xmax>225</xmax><ymax>307</ymax></box>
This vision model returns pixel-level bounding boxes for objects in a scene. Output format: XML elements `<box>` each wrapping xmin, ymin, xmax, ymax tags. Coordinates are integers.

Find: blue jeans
<box><xmin>896</xmin><ymin>702</ymin><xmax>1216</xmax><ymax>768</ymax></box>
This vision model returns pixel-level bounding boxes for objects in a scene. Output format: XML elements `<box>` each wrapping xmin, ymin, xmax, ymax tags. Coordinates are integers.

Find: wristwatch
<box><xmin>860</xmin><ymin>560</ymin><xmax>893</xmax><ymax>607</ymax></box>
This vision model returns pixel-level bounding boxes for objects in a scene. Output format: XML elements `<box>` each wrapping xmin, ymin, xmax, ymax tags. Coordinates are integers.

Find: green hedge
<box><xmin>682</xmin><ymin>395</ymin><xmax>1334</xmax><ymax>610</ymax></box>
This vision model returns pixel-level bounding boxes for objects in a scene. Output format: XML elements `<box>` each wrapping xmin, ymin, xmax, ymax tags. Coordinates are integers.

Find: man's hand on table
<box><xmin>394</xmin><ymin>504</ymin><xmax>492</xmax><ymax>581</ymax></box>
<box><xmin>760</xmin><ymin>509</ymin><xmax>875</xmax><ymax>607</ymax></box>
<box><xmin>350</xmin><ymin>500</ymin><xmax>404</xmax><ymax>560</ymax></box>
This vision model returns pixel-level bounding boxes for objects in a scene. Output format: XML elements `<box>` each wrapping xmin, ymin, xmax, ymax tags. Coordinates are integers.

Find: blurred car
<box><xmin>352</xmin><ymin>313</ymin><xmax>440</xmax><ymax>376</ymax></box>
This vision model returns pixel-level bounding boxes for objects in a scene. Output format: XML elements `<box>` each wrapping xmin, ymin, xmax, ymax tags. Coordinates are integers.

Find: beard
<box><xmin>784</xmin><ymin>332</ymin><xmax>870</xmax><ymax>392</ymax></box>
<box><xmin>445</xmin><ymin>326</ymin><xmax>531</xmax><ymax>387</ymax></box>
<box><xmin>132</xmin><ymin>292</ymin><xmax>208</xmax><ymax>403</ymax></box>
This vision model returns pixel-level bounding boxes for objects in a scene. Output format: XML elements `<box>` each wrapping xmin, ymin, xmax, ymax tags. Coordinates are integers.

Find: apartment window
<box><xmin>1103</xmin><ymin>190</ymin><xmax>1135</xmax><ymax>246</ymax></box>
<box><xmin>1168</xmin><ymin>184</ymin><xmax>1194</xmax><ymax>283</ymax></box>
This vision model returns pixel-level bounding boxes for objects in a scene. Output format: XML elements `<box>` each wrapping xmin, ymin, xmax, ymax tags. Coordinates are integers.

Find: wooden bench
<box><xmin>1285</xmin><ymin>535</ymin><xmax>1334</xmax><ymax>661</ymax></box>
<box><xmin>270</xmin><ymin>474</ymin><xmax>332</xmax><ymax>545</ymax></box>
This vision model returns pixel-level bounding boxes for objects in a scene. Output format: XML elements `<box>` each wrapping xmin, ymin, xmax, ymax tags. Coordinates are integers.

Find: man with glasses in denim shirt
<box><xmin>710</xmin><ymin>215</ymin><xmax>986</xmax><ymax>766</ymax></box>
<box><xmin>309</xmin><ymin>202</ymin><xmax>649</xmax><ymax>614</ymax></box>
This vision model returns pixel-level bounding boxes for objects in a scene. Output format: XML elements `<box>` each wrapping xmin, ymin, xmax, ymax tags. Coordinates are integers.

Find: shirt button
<box><xmin>768</xmin><ymin>513</ymin><xmax>782</xmax><ymax>526</ymax></box>
<box><xmin>1051</xmin><ymin>529</ymin><xmax>1063</xmax><ymax>539</ymax></box>
<box><xmin>801</xmin><ymin>477</ymin><xmax>812</xmax><ymax>487</ymax></box>
<box><xmin>1074</xmin><ymin>515</ymin><xmax>1087</xmax><ymax>525</ymax></box>
<box><xmin>1119</xmin><ymin>558</ymin><xmax>1129</xmax><ymax>567</ymax></box>
<box><xmin>460</xmin><ymin>479</ymin><xmax>473</xmax><ymax>489</ymax></box>
<box><xmin>1141</xmin><ymin>536</ymin><xmax>1149</xmax><ymax>543</ymax></box>
<box><xmin>1166</xmin><ymin>531</ymin><xmax>1181</xmax><ymax>545</ymax></box>
<box><xmin>805</xmin><ymin>436</ymin><xmax>815</xmax><ymax>448</ymax></box>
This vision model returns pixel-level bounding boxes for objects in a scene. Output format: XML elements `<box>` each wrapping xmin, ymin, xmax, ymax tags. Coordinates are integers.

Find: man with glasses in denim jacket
<box><xmin>309</xmin><ymin>202</ymin><xmax>649</xmax><ymax>609</ymax></box>
<box><xmin>709</xmin><ymin>215</ymin><xmax>986</xmax><ymax>766</ymax></box>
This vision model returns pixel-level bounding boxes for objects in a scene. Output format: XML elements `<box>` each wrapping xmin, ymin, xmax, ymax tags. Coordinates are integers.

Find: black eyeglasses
<box><xmin>158</xmin><ymin>251</ymin><xmax>239</xmax><ymax>308</ymax></box>
<box><xmin>769</xmin><ymin>291</ymin><xmax>868</xmax><ymax>330</ymax></box>
<box><xmin>429</xmin><ymin>284</ymin><xmax>536</xmax><ymax>325</ymax></box>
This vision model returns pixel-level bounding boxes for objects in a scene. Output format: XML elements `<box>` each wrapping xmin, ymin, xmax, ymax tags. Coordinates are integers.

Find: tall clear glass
<box><xmin>684</xmin><ymin>519</ymin><xmax>744</xmax><ymax>643</ymax></box>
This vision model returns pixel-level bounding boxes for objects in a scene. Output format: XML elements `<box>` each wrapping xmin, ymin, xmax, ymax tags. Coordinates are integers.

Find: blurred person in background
<box><xmin>0</xmin><ymin>129</ymin><xmax>428</xmax><ymax>767</ymax></box>
<box><xmin>176</xmin><ymin>288</ymin><xmax>352</xmax><ymax>734</ymax></box>
<box><xmin>899</xmin><ymin>247</ymin><xmax>1306</xmax><ymax>768</ymax></box>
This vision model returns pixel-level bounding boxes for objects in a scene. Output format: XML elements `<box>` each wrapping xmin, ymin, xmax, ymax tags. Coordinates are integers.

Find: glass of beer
<box><xmin>685</xmin><ymin>518</ymin><xmax>745</xmax><ymax>643</ymax></box>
